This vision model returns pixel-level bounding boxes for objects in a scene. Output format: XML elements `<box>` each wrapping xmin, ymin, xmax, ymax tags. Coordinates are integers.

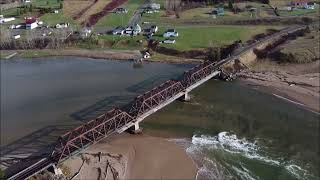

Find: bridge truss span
<box><xmin>51</xmin><ymin>108</ymin><xmax>134</xmax><ymax>162</ymax></box>
<box><xmin>128</xmin><ymin>80</ymin><xmax>185</xmax><ymax>118</ymax></box>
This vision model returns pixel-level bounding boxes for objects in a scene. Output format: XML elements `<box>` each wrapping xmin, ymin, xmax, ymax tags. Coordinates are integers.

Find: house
<box><xmin>0</xmin><ymin>16</ymin><xmax>15</xmax><ymax>23</ymax></box>
<box><xmin>56</xmin><ymin>22</ymin><xmax>69</xmax><ymax>28</ymax></box>
<box><xmin>147</xmin><ymin>3</ymin><xmax>160</xmax><ymax>10</ymax></box>
<box><xmin>25</xmin><ymin>17</ymin><xmax>38</xmax><ymax>29</ymax></box>
<box><xmin>81</xmin><ymin>28</ymin><xmax>92</xmax><ymax>37</ymax></box>
<box><xmin>114</xmin><ymin>8</ymin><xmax>128</xmax><ymax>13</ymax></box>
<box><xmin>212</xmin><ymin>7</ymin><xmax>224</xmax><ymax>15</ymax></box>
<box><xmin>305</xmin><ymin>2</ymin><xmax>316</xmax><ymax>9</ymax></box>
<box><xmin>13</xmin><ymin>34</ymin><xmax>21</xmax><ymax>39</ymax></box>
<box><xmin>291</xmin><ymin>0</ymin><xmax>309</xmax><ymax>7</ymax></box>
<box><xmin>53</xmin><ymin>9</ymin><xmax>59</xmax><ymax>13</ymax></box>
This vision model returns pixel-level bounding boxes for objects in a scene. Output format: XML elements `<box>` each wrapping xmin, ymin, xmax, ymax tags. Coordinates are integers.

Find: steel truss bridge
<box><xmin>6</xmin><ymin>25</ymin><xmax>307</xmax><ymax>180</ymax></box>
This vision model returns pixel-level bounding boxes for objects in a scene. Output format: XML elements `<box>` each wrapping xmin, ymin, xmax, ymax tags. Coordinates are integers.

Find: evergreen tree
<box><xmin>60</xmin><ymin>2</ymin><xmax>63</xmax><ymax>9</ymax></box>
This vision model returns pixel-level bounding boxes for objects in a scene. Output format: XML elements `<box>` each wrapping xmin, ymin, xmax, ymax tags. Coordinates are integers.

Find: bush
<box><xmin>0</xmin><ymin>169</ymin><xmax>5</xmax><ymax>179</ymax></box>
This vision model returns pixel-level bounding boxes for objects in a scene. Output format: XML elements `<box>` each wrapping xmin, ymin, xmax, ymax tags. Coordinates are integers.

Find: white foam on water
<box><xmin>170</xmin><ymin>132</ymin><xmax>314</xmax><ymax>180</ymax></box>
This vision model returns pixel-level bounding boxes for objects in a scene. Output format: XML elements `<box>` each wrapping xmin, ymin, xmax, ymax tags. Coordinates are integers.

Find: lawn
<box><xmin>98</xmin><ymin>34</ymin><xmax>145</xmax><ymax>49</ymax></box>
<box><xmin>40</xmin><ymin>12</ymin><xmax>77</xmax><ymax>27</ymax></box>
<box><xmin>153</xmin><ymin>25</ymin><xmax>283</xmax><ymax>50</ymax></box>
<box><xmin>94</xmin><ymin>0</ymin><xmax>144</xmax><ymax>28</ymax></box>
<box><xmin>278</xmin><ymin>8</ymin><xmax>319</xmax><ymax>16</ymax></box>
<box><xmin>33</xmin><ymin>0</ymin><xmax>60</xmax><ymax>8</ymax></box>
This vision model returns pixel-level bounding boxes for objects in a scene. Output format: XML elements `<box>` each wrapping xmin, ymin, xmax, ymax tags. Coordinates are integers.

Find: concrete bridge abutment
<box><xmin>128</xmin><ymin>122</ymin><xmax>143</xmax><ymax>134</ymax></box>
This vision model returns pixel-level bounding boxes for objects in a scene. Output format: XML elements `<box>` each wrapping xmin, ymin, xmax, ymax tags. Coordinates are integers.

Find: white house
<box><xmin>13</xmin><ymin>34</ymin><xmax>21</xmax><ymax>39</ymax></box>
<box><xmin>0</xmin><ymin>17</ymin><xmax>15</xmax><ymax>24</ymax></box>
<box><xmin>55</xmin><ymin>23</ymin><xmax>69</xmax><ymax>28</ymax></box>
<box><xmin>148</xmin><ymin>3</ymin><xmax>160</xmax><ymax>10</ymax></box>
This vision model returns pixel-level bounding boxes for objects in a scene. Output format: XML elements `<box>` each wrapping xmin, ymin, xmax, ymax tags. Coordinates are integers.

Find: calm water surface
<box><xmin>0</xmin><ymin>57</ymin><xmax>192</xmax><ymax>145</ymax></box>
<box><xmin>1</xmin><ymin>57</ymin><xmax>319</xmax><ymax>179</ymax></box>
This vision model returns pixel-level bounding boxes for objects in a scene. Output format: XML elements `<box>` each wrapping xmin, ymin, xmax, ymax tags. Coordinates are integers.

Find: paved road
<box><xmin>127</xmin><ymin>0</ymin><xmax>152</xmax><ymax>27</ymax></box>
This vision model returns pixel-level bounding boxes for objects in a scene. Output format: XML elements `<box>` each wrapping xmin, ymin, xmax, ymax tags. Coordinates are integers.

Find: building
<box><xmin>25</xmin><ymin>17</ymin><xmax>38</xmax><ymax>29</ymax></box>
<box><xmin>56</xmin><ymin>22</ymin><xmax>69</xmax><ymax>28</ymax></box>
<box><xmin>0</xmin><ymin>16</ymin><xmax>15</xmax><ymax>23</ymax></box>
<box><xmin>212</xmin><ymin>7</ymin><xmax>224</xmax><ymax>15</ymax></box>
<box><xmin>291</xmin><ymin>0</ymin><xmax>309</xmax><ymax>7</ymax></box>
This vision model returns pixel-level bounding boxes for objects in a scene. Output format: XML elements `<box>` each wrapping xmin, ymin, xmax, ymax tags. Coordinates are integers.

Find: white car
<box><xmin>112</xmin><ymin>27</ymin><xmax>124</xmax><ymax>35</ymax></box>
<box><xmin>150</xmin><ymin>25</ymin><xmax>158</xmax><ymax>33</ymax></box>
<box><xmin>163</xmin><ymin>29</ymin><xmax>178</xmax><ymax>38</ymax></box>
<box><xmin>161</xmin><ymin>39</ymin><xmax>176</xmax><ymax>44</ymax></box>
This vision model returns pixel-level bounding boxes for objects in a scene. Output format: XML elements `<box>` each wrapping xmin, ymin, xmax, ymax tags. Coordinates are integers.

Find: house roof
<box><xmin>25</xmin><ymin>17</ymin><xmax>36</xmax><ymax>24</ymax></box>
<box><xmin>292</xmin><ymin>0</ymin><xmax>310</xmax><ymax>3</ymax></box>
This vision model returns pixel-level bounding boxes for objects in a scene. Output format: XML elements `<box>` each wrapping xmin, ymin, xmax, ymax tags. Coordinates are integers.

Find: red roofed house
<box><xmin>25</xmin><ymin>17</ymin><xmax>38</xmax><ymax>29</ymax></box>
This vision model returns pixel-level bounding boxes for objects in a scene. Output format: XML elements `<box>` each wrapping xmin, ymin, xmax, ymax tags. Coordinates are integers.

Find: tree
<box><xmin>16</xmin><ymin>8</ymin><xmax>20</xmax><ymax>16</ymax></box>
<box><xmin>0</xmin><ymin>169</ymin><xmax>5</xmax><ymax>179</ymax></box>
<box><xmin>29</xmin><ymin>4</ymin><xmax>33</xmax><ymax>12</ymax></box>
<box><xmin>228</xmin><ymin>0</ymin><xmax>233</xmax><ymax>10</ymax></box>
<box><xmin>60</xmin><ymin>2</ymin><xmax>63</xmax><ymax>9</ymax></box>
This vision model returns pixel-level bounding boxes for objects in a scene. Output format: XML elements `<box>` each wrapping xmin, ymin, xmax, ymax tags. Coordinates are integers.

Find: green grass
<box><xmin>40</xmin><ymin>12</ymin><xmax>77</xmax><ymax>27</ymax></box>
<box><xmin>20</xmin><ymin>50</ymin><xmax>52</xmax><ymax>58</ymax></box>
<box><xmin>153</xmin><ymin>25</ymin><xmax>281</xmax><ymax>50</ymax></box>
<box><xmin>98</xmin><ymin>34</ymin><xmax>145</xmax><ymax>49</ymax></box>
<box><xmin>94</xmin><ymin>0</ymin><xmax>144</xmax><ymax>28</ymax></box>
<box><xmin>33</xmin><ymin>0</ymin><xmax>60</xmax><ymax>8</ymax></box>
<box><xmin>278</xmin><ymin>8</ymin><xmax>319</xmax><ymax>16</ymax></box>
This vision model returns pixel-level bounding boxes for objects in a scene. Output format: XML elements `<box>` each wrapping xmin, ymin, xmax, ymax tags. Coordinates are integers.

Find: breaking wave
<box><xmin>170</xmin><ymin>132</ymin><xmax>315</xmax><ymax>180</ymax></box>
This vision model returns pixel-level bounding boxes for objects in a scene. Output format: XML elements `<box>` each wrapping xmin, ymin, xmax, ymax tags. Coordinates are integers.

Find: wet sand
<box><xmin>238</xmin><ymin>60</ymin><xmax>320</xmax><ymax>113</ymax></box>
<box><xmin>63</xmin><ymin>133</ymin><xmax>197</xmax><ymax>180</ymax></box>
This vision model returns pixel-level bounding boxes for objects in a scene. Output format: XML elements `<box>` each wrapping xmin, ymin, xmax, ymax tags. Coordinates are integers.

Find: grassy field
<box><xmin>40</xmin><ymin>12</ymin><xmax>77</xmax><ymax>26</ymax></box>
<box><xmin>33</xmin><ymin>0</ymin><xmax>60</xmax><ymax>8</ymax></box>
<box><xmin>152</xmin><ymin>25</ymin><xmax>283</xmax><ymax>50</ymax></box>
<box><xmin>98</xmin><ymin>34</ymin><xmax>145</xmax><ymax>49</ymax></box>
<box><xmin>94</xmin><ymin>0</ymin><xmax>144</xmax><ymax>28</ymax></box>
<box><xmin>278</xmin><ymin>8</ymin><xmax>319</xmax><ymax>16</ymax></box>
<box><xmin>272</xmin><ymin>30</ymin><xmax>320</xmax><ymax>63</ymax></box>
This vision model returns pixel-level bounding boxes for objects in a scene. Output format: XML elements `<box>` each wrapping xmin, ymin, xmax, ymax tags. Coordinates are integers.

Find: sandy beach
<box><xmin>238</xmin><ymin>60</ymin><xmax>320</xmax><ymax>113</ymax></box>
<box><xmin>63</xmin><ymin>133</ymin><xmax>197</xmax><ymax>180</ymax></box>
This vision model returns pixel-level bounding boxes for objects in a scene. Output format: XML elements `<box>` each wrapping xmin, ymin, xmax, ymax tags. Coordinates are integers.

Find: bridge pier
<box><xmin>128</xmin><ymin>122</ymin><xmax>143</xmax><ymax>134</ymax></box>
<box><xmin>183</xmin><ymin>91</ymin><xmax>191</xmax><ymax>101</ymax></box>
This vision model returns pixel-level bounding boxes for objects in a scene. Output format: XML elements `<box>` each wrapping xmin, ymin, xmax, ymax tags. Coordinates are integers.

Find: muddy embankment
<box><xmin>222</xmin><ymin>27</ymin><xmax>310</xmax><ymax>72</ymax></box>
<box><xmin>150</xmin><ymin>29</ymin><xmax>281</xmax><ymax>62</ymax></box>
<box><xmin>222</xmin><ymin>26</ymin><xmax>320</xmax><ymax>112</ymax></box>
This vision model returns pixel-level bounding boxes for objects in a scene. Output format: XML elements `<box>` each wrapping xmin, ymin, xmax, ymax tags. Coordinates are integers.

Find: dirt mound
<box><xmin>73</xmin><ymin>0</ymin><xmax>99</xmax><ymax>20</ymax></box>
<box><xmin>83</xmin><ymin>0</ymin><xmax>127</xmax><ymax>27</ymax></box>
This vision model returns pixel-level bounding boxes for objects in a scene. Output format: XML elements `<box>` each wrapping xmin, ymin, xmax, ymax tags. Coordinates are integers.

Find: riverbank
<box><xmin>238</xmin><ymin>60</ymin><xmax>320</xmax><ymax>113</ymax></box>
<box><xmin>0</xmin><ymin>49</ymin><xmax>201</xmax><ymax>63</ymax></box>
<box><xmin>62</xmin><ymin>133</ymin><xmax>197</xmax><ymax>179</ymax></box>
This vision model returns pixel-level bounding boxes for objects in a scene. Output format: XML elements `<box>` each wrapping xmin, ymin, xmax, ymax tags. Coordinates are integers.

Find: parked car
<box><xmin>163</xmin><ymin>29</ymin><xmax>178</xmax><ymax>38</ymax></box>
<box><xmin>150</xmin><ymin>25</ymin><xmax>158</xmax><ymax>33</ymax></box>
<box><xmin>160</xmin><ymin>39</ymin><xmax>176</xmax><ymax>44</ymax></box>
<box><xmin>114</xmin><ymin>8</ymin><xmax>128</xmax><ymax>14</ymax></box>
<box><xmin>112</xmin><ymin>26</ymin><xmax>125</xmax><ymax>35</ymax></box>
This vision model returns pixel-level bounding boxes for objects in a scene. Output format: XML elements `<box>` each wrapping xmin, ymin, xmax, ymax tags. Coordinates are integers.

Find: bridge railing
<box><xmin>128</xmin><ymin>80</ymin><xmax>185</xmax><ymax>118</ymax></box>
<box><xmin>181</xmin><ymin>61</ymin><xmax>217</xmax><ymax>87</ymax></box>
<box><xmin>51</xmin><ymin>108</ymin><xmax>133</xmax><ymax>162</ymax></box>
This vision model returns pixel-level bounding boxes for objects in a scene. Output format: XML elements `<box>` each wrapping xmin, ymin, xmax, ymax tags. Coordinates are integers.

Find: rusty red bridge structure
<box><xmin>6</xmin><ymin>25</ymin><xmax>307</xmax><ymax>180</ymax></box>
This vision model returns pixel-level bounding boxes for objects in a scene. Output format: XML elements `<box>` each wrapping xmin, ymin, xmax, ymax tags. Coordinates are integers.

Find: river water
<box><xmin>1</xmin><ymin>57</ymin><xmax>319</xmax><ymax>179</ymax></box>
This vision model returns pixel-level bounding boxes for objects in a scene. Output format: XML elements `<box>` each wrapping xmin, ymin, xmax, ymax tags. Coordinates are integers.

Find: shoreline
<box><xmin>62</xmin><ymin>133</ymin><xmax>198</xmax><ymax>180</ymax></box>
<box><xmin>0</xmin><ymin>49</ymin><xmax>202</xmax><ymax>64</ymax></box>
<box><xmin>237</xmin><ymin>60</ymin><xmax>320</xmax><ymax>113</ymax></box>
